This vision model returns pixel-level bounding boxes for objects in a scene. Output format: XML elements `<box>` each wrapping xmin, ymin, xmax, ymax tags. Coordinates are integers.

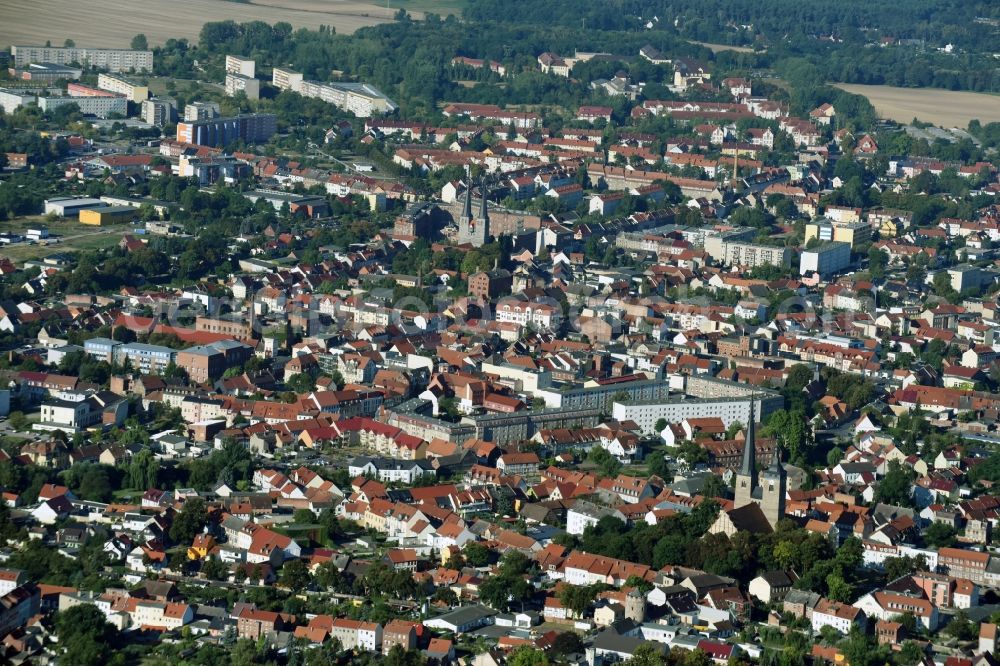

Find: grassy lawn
<box><xmin>1</xmin><ymin>212</ymin><xmax>137</xmax><ymax>262</ymax></box>
<box><xmin>145</xmin><ymin>77</ymin><xmax>224</xmax><ymax>99</ymax></box>
<box><xmin>1</xmin><ymin>228</ymin><xmax>131</xmax><ymax>262</ymax></box>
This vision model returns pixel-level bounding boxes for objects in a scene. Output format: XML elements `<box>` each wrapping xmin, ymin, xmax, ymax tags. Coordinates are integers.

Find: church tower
<box><xmin>734</xmin><ymin>397</ymin><xmax>757</xmax><ymax>509</ymax></box>
<box><xmin>461</xmin><ymin>170</ymin><xmax>474</xmax><ymax>225</ymax></box>
<box><xmin>760</xmin><ymin>442</ymin><xmax>787</xmax><ymax>528</ymax></box>
<box><xmin>456</xmin><ymin>173</ymin><xmax>489</xmax><ymax>247</ymax></box>
<box><xmin>472</xmin><ymin>174</ymin><xmax>490</xmax><ymax>246</ymax></box>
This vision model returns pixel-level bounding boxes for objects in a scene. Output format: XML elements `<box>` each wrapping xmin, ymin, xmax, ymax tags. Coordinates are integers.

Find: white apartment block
<box><xmin>97</xmin><ymin>73</ymin><xmax>149</xmax><ymax>103</ymax></box>
<box><xmin>495</xmin><ymin>301</ymin><xmax>562</xmax><ymax>330</ymax></box>
<box><xmin>225</xmin><ymin>55</ymin><xmax>256</xmax><ymax>78</ymax></box>
<box><xmin>38</xmin><ymin>95</ymin><xmax>127</xmax><ymax>119</ymax></box>
<box><xmin>0</xmin><ymin>88</ymin><xmax>36</xmax><ymax>114</ymax></box>
<box><xmin>612</xmin><ymin>393</ymin><xmax>782</xmax><ymax>435</ymax></box>
<box><xmin>272</xmin><ymin>67</ymin><xmax>304</xmax><ymax>92</ymax></box>
<box><xmin>12</xmin><ymin>45</ymin><xmax>152</xmax><ymax>72</ymax></box>
<box><xmin>225</xmin><ymin>73</ymin><xmax>260</xmax><ymax>100</ymax></box>
<box><xmin>713</xmin><ymin>239</ymin><xmax>791</xmax><ymax>269</ymax></box>
<box><xmin>297</xmin><ymin>80</ymin><xmax>398</xmax><ymax>117</ymax></box>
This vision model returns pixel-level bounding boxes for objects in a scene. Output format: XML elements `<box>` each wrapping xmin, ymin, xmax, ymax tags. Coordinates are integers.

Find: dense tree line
<box><xmin>577</xmin><ymin>509</ymin><xmax>869</xmax><ymax>601</ymax></box>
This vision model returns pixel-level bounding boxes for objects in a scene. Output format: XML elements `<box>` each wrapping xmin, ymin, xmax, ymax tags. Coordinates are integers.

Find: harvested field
<box><xmin>835</xmin><ymin>83</ymin><xmax>1000</xmax><ymax>127</ymax></box>
<box><xmin>0</xmin><ymin>0</ymin><xmax>393</xmax><ymax>48</ymax></box>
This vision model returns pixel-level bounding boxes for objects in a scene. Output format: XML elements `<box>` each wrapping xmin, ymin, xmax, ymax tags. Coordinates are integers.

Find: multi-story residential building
<box><xmin>183</xmin><ymin>101</ymin><xmax>220</xmax><ymax>122</ymax></box>
<box><xmin>495</xmin><ymin>299</ymin><xmax>562</xmax><ymax>330</ymax></box>
<box><xmin>236</xmin><ymin>608</ymin><xmax>291</xmax><ymax>639</ymax></box>
<box><xmin>11</xmin><ymin>45</ymin><xmax>153</xmax><ymax>72</ymax></box>
<box><xmin>0</xmin><ymin>585</ymin><xmax>40</xmax><ymax>637</ymax></box>
<box><xmin>140</xmin><ymin>98</ymin><xmax>176</xmax><ymax>127</ymax></box>
<box><xmin>329</xmin><ymin>618</ymin><xmax>382</xmax><ymax>651</ymax></box>
<box><xmin>613</xmin><ymin>391</ymin><xmax>782</xmax><ymax>435</ymax></box>
<box><xmin>120</xmin><ymin>343</ymin><xmax>176</xmax><ymax>375</ymax></box>
<box><xmin>97</xmin><ymin>73</ymin><xmax>148</xmax><ymax>102</ymax></box>
<box><xmin>296</xmin><ymin>80</ymin><xmax>398</xmax><ymax>117</ymax></box>
<box><xmin>0</xmin><ymin>88</ymin><xmax>36</xmax><ymax>114</ymax></box>
<box><xmin>382</xmin><ymin>619</ymin><xmax>417</xmax><ymax>654</ymax></box>
<box><xmin>561</xmin><ymin>551</ymin><xmax>652</xmax><ymax>587</ymax></box>
<box><xmin>176</xmin><ymin>114</ymin><xmax>277</xmax><ymax>147</ymax></box>
<box><xmin>84</xmin><ymin>337</ymin><xmax>120</xmax><ymax>363</ymax></box>
<box><xmin>225</xmin><ymin>55</ymin><xmax>255</xmax><ymax>78</ymax></box>
<box><xmin>130</xmin><ymin>601</ymin><xmax>193</xmax><ymax>630</ymax></box>
<box><xmin>496</xmin><ymin>451</ymin><xmax>540</xmax><ymax>476</ymax></box>
<box><xmin>566</xmin><ymin>500</ymin><xmax>626</xmax><ymax>535</ymax></box>
<box><xmin>347</xmin><ymin>457</ymin><xmax>435</xmax><ymax>484</ymax></box>
<box><xmin>704</xmin><ymin>229</ymin><xmax>792</xmax><ymax>269</ymax></box>
<box><xmin>469</xmin><ymin>269</ymin><xmax>513</xmax><ymax>302</ymax></box>
<box><xmin>937</xmin><ymin>547</ymin><xmax>996</xmax><ymax>587</ymax></box>
<box><xmin>0</xmin><ymin>570</ymin><xmax>27</xmax><ymax>597</ymax></box>
<box><xmin>194</xmin><ymin>315</ymin><xmax>255</xmax><ymax>339</ymax></box>
<box><xmin>272</xmin><ymin>67</ymin><xmax>304</xmax><ymax>92</ymax></box>
<box><xmin>176</xmin><ymin>340</ymin><xmax>253</xmax><ymax>383</ymax></box>
<box><xmin>800</xmin><ymin>241</ymin><xmax>852</xmax><ymax>278</ymax></box>
<box><xmin>337</xmin><ymin>354</ymin><xmax>377</xmax><ymax>385</ymax></box>
<box><xmin>853</xmin><ymin>591</ymin><xmax>938</xmax><ymax>631</ymax></box>
<box><xmin>37</xmin><ymin>94</ymin><xmax>127</xmax><ymax>119</ymax></box>
<box><xmin>225</xmin><ymin>73</ymin><xmax>260</xmax><ymax>100</ymax></box>
<box><xmin>34</xmin><ymin>390</ymin><xmax>127</xmax><ymax>433</ymax></box>
<box><xmin>805</xmin><ymin>218</ymin><xmax>872</xmax><ymax>249</ymax></box>
<box><xmin>811</xmin><ymin>598</ymin><xmax>865</xmax><ymax>635</ymax></box>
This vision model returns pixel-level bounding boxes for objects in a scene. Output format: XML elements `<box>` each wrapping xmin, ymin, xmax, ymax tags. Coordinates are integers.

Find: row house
<box><xmin>560</xmin><ymin>551</ymin><xmax>654</xmax><ymax>586</ymax></box>
<box><xmin>330</xmin><ymin>618</ymin><xmax>383</xmax><ymax>651</ymax></box>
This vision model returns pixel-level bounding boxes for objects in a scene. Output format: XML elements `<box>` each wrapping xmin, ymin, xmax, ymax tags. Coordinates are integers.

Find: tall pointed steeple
<box><xmin>739</xmin><ymin>395</ymin><xmax>756</xmax><ymax>479</ymax></box>
<box><xmin>462</xmin><ymin>173</ymin><xmax>473</xmax><ymax>222</ymax></box>
<box><xmin>478</xmin><ymin>175</ymin><xmax>490</xmax><ymax>223</ymax></box>
<box><xmin>734</xmin><ymin>394</ymin><xmax>757</xmax><ymax>508</ymax></box>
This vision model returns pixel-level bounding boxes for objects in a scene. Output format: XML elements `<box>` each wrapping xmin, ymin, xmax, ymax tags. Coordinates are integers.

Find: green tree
<box><xmin>552</xmin><ymin>631</ymin><xmax>584</xmax><ymax>657</ymax></box>
<box><xmin>280</xmin><ymin>558</ymin><xmax>312</xmax><ymax>592</ymax></box>
<box><xmin>924</xmin><ymin>522</ymin><xmax>957</xmax><ymax>548</ymax></box>
<box><xmin>54</xmin><ymin>604</ymin><xmax>119</xmax><ymax>666</ymax></box>
<box><xmin>127</xmin><ymin>449</ymin><xmax>158</xmax><ymax>490</ymax></box>
<box><xmin>131</xmin><ymin>33</ymin><xmax>149</xmax><ymax>50</ymax></box>
<box><xmin>463</xmin><ymin>541</ymin><xmax>491</xmax><ymax>567</ymax></box>
<box><xmin>507</xmin><ymin>646</ymin><xmax>549</xmax><ymax>666</ymax></box>
<box><xmin>293</xmin><ymin>508</ymin><xmax>316</xmax><ymax>524</ymax></box>
<box><xmin>558</xmin><ymin>584</ymin><xmax>599</xmax><ymax>617</ymax></box>
<box><xmin>201</xmin><ymin>557</ymin><xmax>229</xmax><ymax>581</ymax></box>
<box><xmin>622</xmin><ymin>644</ymin><xmax>668</xmax><ymax>666</ymax></box>
<box><xmin>874</xmin><ymin>462</ymin><xmax>914</xmax><ymax>507</ymax></box>
<box><xmin>169</xmin><ymin>497</ymin><xmax>207</xmax><ymax>545</ymax></box>
<box><xmin>318</xmin><ymin>508</ymin><xmax>342</xmax><ymax>542</ymax></box>
<box><xmin>944</xmin><ymin>610</ymin><xmax>976</xmax><ymax>641</ymax></box>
